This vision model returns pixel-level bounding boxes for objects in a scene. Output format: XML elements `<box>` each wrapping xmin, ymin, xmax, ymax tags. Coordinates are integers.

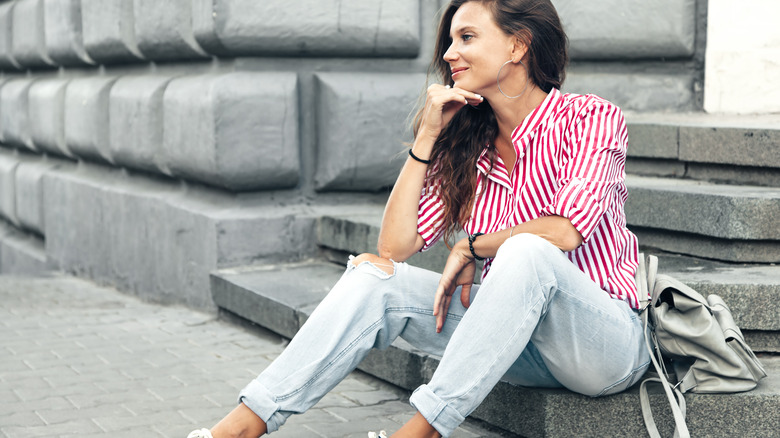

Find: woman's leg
<box><xmin>408</xmin><ymin>234</ymin><xmax>649</xmax><ymax>437</ymax></box>
<box><xmin>229</xmin><ymin>254</ymin><xmax>471</xmax><ymax>435</ymax></box>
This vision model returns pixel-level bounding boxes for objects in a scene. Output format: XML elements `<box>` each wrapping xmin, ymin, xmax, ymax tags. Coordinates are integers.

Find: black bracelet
<box><xmin>468</xmin><ymin>232</ymin><xmax>485</xmax><ymax>261</ymax></box>
<box><xmin>408</xmin><ymin>149</ymin><xmax>431</xmax><ymax>165</ymax></box>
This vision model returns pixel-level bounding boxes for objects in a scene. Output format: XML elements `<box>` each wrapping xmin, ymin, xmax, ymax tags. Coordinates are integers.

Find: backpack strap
<box><xmin>639</xmin><ymin>376</ymin><xmax>687</xmax><ymax>438</ymax></box>
<box><xmin>637</xmin><ymin>254</ymin><xmax>691</xmax><ymax>438</ymax></box>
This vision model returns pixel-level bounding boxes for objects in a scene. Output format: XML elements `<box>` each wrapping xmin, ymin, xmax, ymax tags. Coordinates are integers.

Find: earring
<box><xmin>496</xmin><ymin>59</ymin><xmax>529</xmax><ymax>99</ymax></box>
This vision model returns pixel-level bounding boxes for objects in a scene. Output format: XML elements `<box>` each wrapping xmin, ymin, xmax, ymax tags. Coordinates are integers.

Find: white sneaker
<box><xmin>367</xmin><ymin>431</ymin><xmax>388</xmax><ymax>438</ymax></box>
<box><xmin>187</xmin><ymin>429</ymin><xmax>214</xmax><ymax>438</ymax></box>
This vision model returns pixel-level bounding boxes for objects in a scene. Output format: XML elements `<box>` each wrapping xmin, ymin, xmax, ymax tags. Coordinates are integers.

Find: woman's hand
<box><xmin>417</xmin><ymin>84</ymin><xmax>484</xmax><ymax>143</ymax></box>
<box><xmin>433</xmin><ymin>238</ymin><xmax>477</xmax><ymax>333</ymax></box>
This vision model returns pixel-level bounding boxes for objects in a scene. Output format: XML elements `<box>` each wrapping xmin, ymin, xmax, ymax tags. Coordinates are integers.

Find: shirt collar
<box><xmin>476</xmin><ymin>88</ymin><xmax>562</xmax><ymax>180</ymax></box>
<box><xmin>511</xmin><ymin>87</ymin><xmax>561</xmax><ymax>149</ymax></box>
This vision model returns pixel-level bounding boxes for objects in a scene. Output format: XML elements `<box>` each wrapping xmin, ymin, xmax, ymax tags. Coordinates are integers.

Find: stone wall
<box><xmin>0</xmin><ymin>0</ymin><xmax>705</xmax><ymax>309</ymax></box>
<box><xmin>704</xmin><ymin>0</ymin><xmax>780</xmax><ymax>114</ymax></box>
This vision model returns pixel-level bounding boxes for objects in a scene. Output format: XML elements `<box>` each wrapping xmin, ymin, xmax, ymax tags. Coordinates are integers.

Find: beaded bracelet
<box><xmin>468</xmin><ymin>232</ymin><xmax>485</xmax><ymax>261</ymax></box>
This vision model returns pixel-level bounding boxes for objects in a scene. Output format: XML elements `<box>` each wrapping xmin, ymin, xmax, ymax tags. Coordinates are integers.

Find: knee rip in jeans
<box><xmin>349</xmin><ymin>253</ymin><xmax>395</xmax><ymax>276</ymax></box>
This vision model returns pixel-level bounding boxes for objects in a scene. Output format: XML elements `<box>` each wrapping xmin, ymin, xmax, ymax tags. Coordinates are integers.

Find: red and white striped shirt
<box><xmin>417</xmin><ymin>88</ymin><xmax>641</xmax><ymax>309</ymax></box>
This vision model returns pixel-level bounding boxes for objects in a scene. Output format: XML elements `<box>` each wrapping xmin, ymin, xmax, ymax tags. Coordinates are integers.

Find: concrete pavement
<box><xmin>0</xmin><ymin>274</ymin><xmax>513</xmax><ymax>438</ymax></box>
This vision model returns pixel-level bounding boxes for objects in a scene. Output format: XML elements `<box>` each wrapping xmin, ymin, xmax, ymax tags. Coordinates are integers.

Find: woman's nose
<box><xmin>443</xmin><ymin>42</ymin><xmax>458</xmax><ymax>62</ymax></box>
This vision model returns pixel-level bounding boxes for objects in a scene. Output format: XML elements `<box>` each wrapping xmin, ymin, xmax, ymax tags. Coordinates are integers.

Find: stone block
<box><xmin>212</xmin><ymin>262</ymin><xmax>341</xmax><ymax>339</ymax></box>
<box><xmin>744</xmin><ymin>331</ymin><xmax>779</xmax><ymax>353</ymax></box>
<box><xmin>314</xmin><ymin>73</ymin><xmax>423</xmax><ymax>191</ymax></box>
<box><xmin>0</xmin><ymin>2</ymin><xmax>21</xmax><ymax>70</ymax></box>
<box><xmin>133</xmin><ymin>0</ymin><xmax>207</xmax><ymax>60</ymax></box>
<box><xmin>316</xmin><ymin>212</ymin><xmax>473</xmax><ymax>275</ymax></box>
<box><xmin>634</xmin><ymin>226</ymin><xmax>780</xmax><ymax>264</ymax></box>
<box><xmin>704</xmin><ymin>0</ymin><xmax>780</xmax><ymax>114</ymax></box>
<box><xmin>316</xmin><ymin>209</ymin><xmax>383</xmax><ymax>255</ymax></box>
<box><xmin>43</xmin><ymin>0</ymin><xmax>94</xmax><ymax>66</ymax></box>
<box><xmin>564</xmin><ymin>71</ymin><xmax>694</xmax><ymax>112</ymax></box>
<box><xmin>42</xmin><ymin>162</ymin><xmax>103</xmax><ymax>279</ymax></box>
<box><xmin>81</xmin><ymin>0</ymin><xmax>144</xmax><ymax>64</ymax></box>
<box><xmin>626</xmin><ymin>175</ymin><xmax>780</xmax><ymax>241</ymax></box>
<box><xmin>193</xmin><ymin>0</ymin><xmax>420</xmax><ymax>58</ymax></box>
<box><xmin>0</xmin><ymin>220</ymin><xmax>47</xmax><ymax>275</ymax></box>
<box><xmin>625</xmin><ymin>122</ymin><xmax>679</xmax><ymax>159</ymax></box>
<box><xmin>43</xmin><ymin>161</ymin><xmax>316</xmax><ymax>309</ymax></box>
<box><xmin>109</xmin><ymin>75</ymin><xmax>172</xmax><ymax>174</ymax></box>
<box><xmin>43</xmin><ymin>163</ymin><xmax>181</xmax><ymax>303</ymax></box>
<box><xmin>0</xmin><ymin>151</ymin><xmax>21</xmax><ymax>226</ymax></box>
<box><xmin>190</xmin><ymin>0</ymin><xmax>227</xmax><ymax>55</ymax></box>
<box><xmin>11</xmin><ymin>0</ymin><xmax>54</xmax><ymax>68</ymax></box>
<box><xmin>625</xmin><ymin>158</ymin><xmax>686</xmax><ymax>179</ymax></box>
<box><xmin>680</xmin><ymin>125</ymin><xmax>780</xmax><ymax>169</ymax></box>
<box><xmin>162</xmin><ymin>72</ymin><xmax>299</xmax><ymax>191</ymax></box>
<box><xmin>0</xmin><ymin>78</ymin><xmax>6</xmax><ymax>143</ymax></box>
<box><xmin>553</xmin><ymin>0</ymin><xmax>696</xmax><ymax>59</ymax></box>
<box><xmin>64</xmin><ymin>76</ymin><xmax>118</xmax><ymax>163</ymax></box>
<box><xmin>14</xmin><ymin>157</ymin><xmax>63</xmax><ymax>236</ymax></box>
<box><xmin>28</xmin><ymin>78</ymin><xmax>72</xmax><ymax>157</ymax></box>
<box><xmin>215</xmin><ymin>211</ymin><xmax>317</xmax><ymax>268</ymax></box>
<box><xmin>118</xmin><ymin>186</ymin><xmax>217</xmax><ymax>307</ymax></box>
<box><xmin>0</xmin><ymin>78</ymin><xmax>37</xmax><ymax>152</ymax></box>
<box><xmin>685</xmin><ymin>163</ymin><xmax>780</xmax><ymax>188</ymax></box>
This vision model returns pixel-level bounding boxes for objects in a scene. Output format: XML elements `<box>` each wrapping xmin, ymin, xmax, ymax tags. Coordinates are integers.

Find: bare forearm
<box><xmin>468</xmin><ymin>215</ymin><xmax>583</xmax><ymax>259</ymax></box>
<box><xmin>378</xmin><ymin>137</ymin><xmax>435</xmax><ymax>261</ymax></box>
<box><xmin>379</xmin><ymin>85</ymin><xmax>484</xmax><ymax>261</ymax></box>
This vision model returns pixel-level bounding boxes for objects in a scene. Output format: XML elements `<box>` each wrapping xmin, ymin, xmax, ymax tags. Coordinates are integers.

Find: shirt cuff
<box><xmin>417</xmin><ymin>220</ymin><xmax>443</xmax><ymax>251</ymax></box>
<box><xmin>543</xmin><ymin>178</ymin><xmax>605</xmax><ymax>243</ymax></box>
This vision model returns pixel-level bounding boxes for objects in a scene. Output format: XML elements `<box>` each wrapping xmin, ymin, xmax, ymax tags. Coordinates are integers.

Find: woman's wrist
<box><xmin>455</xmin><ymin>238</ymin><xmax>474</xmax><ymax>260</ymax></box>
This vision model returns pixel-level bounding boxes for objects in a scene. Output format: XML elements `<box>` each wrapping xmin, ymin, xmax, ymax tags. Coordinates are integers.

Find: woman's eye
<box><xmin>462</xmin><ymin>34</ymin><xmax>473</xmax><ymax>41</ymax></box>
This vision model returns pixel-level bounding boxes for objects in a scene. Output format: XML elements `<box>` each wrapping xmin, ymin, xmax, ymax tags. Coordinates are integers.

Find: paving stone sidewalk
<box><xmin>0</xmin><ymin>274</ymin><xmax>514</xmax><ymax>438</ymax></box>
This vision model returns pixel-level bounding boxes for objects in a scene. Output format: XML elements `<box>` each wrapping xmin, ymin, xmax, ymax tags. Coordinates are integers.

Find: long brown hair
<box><xmin>414</xmin><ymin>0</ymin><xmax>568</xmax><ymax>243</ymax></box>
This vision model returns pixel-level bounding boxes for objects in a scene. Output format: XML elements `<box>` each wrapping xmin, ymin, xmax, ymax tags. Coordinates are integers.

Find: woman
<box><xmin>190</xmin><ymin>0</ymin><xmax>649</xmax><ymax>436</ymax></box>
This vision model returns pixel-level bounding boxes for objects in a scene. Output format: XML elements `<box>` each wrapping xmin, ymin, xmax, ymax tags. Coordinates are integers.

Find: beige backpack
<box><xmin>636</xmin><ymin>254</ymin><xmax>767</xmax><ymax>438</ymax></box>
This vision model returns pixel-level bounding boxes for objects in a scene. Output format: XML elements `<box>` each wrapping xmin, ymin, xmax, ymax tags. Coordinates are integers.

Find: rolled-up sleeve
<box><xmin>541</xmin><ymin>100</ymin><xmax>628</xmax><ymax>243</ymax></box>
<box><xmin>417</xmin><ymin>183</ymin><xmax>445</xmax><ymax>251</ymax></box>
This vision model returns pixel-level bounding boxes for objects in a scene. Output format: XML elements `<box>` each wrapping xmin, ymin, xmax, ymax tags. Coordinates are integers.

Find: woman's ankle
<box><xmin>211</xmin><ymin>403</ymin><xmax>267</xmax><ymax>438</ymax></box>
<box><xmin>391</xmin><ymin>412</ymin><xmax>440</xmax><ymax>438</ymax></box>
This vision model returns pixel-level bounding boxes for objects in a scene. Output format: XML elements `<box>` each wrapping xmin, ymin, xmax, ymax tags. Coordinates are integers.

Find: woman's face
<box><xmin>443</xmin><ymin>2</ymin><xmax>517</xmax><ymax>95</ymax></box>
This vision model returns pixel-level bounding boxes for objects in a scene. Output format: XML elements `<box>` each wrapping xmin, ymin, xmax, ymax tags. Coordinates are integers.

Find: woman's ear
<box><xmin>510</xmin><ymin>32</ymin><xmax>531</xmax><ymax>63</ymax></box>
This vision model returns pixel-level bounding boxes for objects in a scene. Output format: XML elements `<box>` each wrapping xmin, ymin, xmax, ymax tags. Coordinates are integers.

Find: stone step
<box><xmin>625</xmin><ymin>175</ymin><xmax>780</xmax><ymax>263</ymax></box>
<box><xmin>315</xmin><ymin>212</ymin><xmax>780</xmax><ymax>351</ymax></box>
<box><xmin>211</xmin><ymin>261</ymin><xmax>780</xmax><ymax>438</ymax></box>
<box><xmin>314</xmin><ymin>176</ymin><xmax>780</xmax><ymax>264</ymax></box>
<box><xmin>625</xmin><ymin>113</ymin><xmax>780</xmax><ymax>187</ymax></box>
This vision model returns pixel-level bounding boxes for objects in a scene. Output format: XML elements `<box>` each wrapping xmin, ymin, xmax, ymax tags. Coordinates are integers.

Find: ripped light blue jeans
<box><xmin>239</xmin><ymin>233</ymin><xmax>650</xmax><ymax>437</ymax></box>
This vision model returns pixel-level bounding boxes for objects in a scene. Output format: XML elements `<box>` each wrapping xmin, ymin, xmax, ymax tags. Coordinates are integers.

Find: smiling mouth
<box><xmin>451</xmin><ymin>68</ymin><xmax>468</xmax><ymax>76</ymax></box>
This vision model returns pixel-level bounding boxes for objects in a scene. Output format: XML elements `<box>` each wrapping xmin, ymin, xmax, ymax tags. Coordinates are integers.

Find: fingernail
<box><xmin>444</xmin><ymin>85</ymin><xmax>450</xmax><ymax>89</ymax></box>
<box><xmin>475</xmin><ymin>94</ymin><xmax>482</xmax><ymax>100</ymax></box>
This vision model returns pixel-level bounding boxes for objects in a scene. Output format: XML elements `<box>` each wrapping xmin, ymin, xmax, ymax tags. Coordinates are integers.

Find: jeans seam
<box><xmin>596</xmin><ymin>358</ymin><xmax>651</xmax><ymax>396</ymax></box>
<box><xmin>386</xmin><ymin>307</ymin><xmax>464</xmax><ymax>322</ymax></box>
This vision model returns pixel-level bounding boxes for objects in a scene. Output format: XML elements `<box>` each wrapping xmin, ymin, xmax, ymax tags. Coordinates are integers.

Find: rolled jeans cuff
<box><xmin>409</xmin><ymin>384</ymin><xmax>466</xmax><ymax>438</ymax></box>
<box><xmin>238</xmin><ymin>379</ymin><xmax>285</xmax><ymax>433</ymax></box>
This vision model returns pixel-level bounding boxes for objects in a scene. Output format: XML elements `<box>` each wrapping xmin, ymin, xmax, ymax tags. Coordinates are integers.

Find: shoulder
<box><xmin>558</xmin><ymin>92</ymin><xmax>625</xmax><ymax>125</ymax></box>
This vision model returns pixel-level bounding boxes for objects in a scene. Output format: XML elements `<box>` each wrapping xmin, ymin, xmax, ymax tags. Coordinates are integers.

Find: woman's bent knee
<box><xmin>350</xmin><ymin>253</ymin><xmax>394</xmax><ymax>275</ymax></box>
<box><xmin>496</xmin><ymin>233</ymin><xmax>559</xmax><ymax>262</ymax></box>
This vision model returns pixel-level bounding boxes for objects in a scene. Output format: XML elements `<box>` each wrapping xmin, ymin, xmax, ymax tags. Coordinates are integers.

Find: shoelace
<box><xmin>367</xmin><ymin>431</ymin><xmax>388</xmax><ymax>438</ymax></box>
<box><xmin>187</xmin><ymin>429</ymin><xmax>213</xmax><ymax>438</ymax></box>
